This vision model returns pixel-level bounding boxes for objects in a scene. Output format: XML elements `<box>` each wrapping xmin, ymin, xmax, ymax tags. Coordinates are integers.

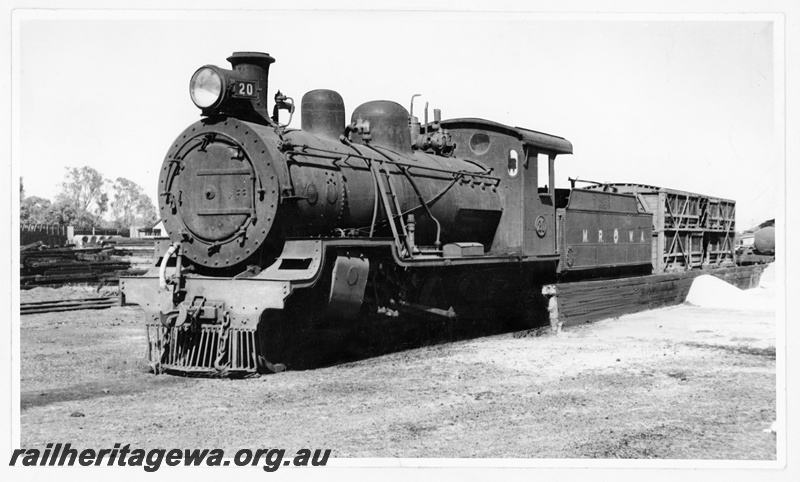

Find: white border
<box><xmin>3</xmin><ymin>2</ymin><xmax>796</xmax><ymax>481</ymax></box>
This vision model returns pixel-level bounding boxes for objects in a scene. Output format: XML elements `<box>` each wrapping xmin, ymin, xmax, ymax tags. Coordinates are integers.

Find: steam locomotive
<box><xmin>121</xmin><ymin>52</ymin><xmax>736</xmax><ymax>376</ymax></box>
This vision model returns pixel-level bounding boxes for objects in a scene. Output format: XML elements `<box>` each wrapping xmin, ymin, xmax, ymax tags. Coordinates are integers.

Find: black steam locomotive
<box><xmin>121</xmin><ymin>52</ymin><xmax>735</xmax><ymax>375</ymax></box>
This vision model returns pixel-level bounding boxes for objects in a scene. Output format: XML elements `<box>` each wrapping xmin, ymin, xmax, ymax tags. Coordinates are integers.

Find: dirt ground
<box><xmin>21</xmin><ymin>284</ymin><xmax>118</xmax><ymax>303</ymax></box>
<box><xmin>19</xmin><ymin>272</ymin><xmax>776</xmax><ymax>460</ymax></box>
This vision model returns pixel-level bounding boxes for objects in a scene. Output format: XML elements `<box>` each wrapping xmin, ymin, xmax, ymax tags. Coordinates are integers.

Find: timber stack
<box><xmin>20</xmin><ymin>239</ymin><xmax>155</xmax><ymax>287</ymax></box>
<box><xmin>20</xmin><ymin>296</ymin><xmax>121</xmax><ymax>315</ymax></box>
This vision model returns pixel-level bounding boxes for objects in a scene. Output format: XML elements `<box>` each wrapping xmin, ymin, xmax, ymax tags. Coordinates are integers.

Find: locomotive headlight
<box><xmin>190</xmin><ymin>66</ymin><xmax>225</xmax><ymax>109</ymax></box>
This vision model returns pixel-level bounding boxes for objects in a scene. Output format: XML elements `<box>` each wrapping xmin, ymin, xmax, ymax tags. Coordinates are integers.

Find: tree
<box><xmin>20</xmin><ymin>196</ymin><xmax>52</xmax><ymax>224</ymax></box>
<box><xmin>55</xmin><ymin>166</ymin><xmax>108</xmax><ymax>227</ymax></box>
<box><xmin>19</xmin><ymin>196</ymin><xmax>84</xmax><ymax>225</ymax></box>
<box><xmin>48</xmin><ymin>200</ymin><xmax>82</xmax><ymax>226</ymax></box>
<box><xmin>109</xmin><ymin>177</ymin><xmax>158</xmax><ymax>229</ymax></box>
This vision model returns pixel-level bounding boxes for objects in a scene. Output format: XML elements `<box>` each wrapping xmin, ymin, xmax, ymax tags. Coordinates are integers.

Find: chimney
<box><xmin>226</xmin><ymin>52</ymin><xmax>276</xmax><ymax>122</ymax></box>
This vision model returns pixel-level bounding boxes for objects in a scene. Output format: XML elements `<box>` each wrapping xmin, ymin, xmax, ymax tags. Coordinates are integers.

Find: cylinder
<box><xmin>754</xmin><ymin>226</ymin><xmax>775</xmax><ymax>255</ymax></box>
<box><xmin>301</xmin><ymin>89</ymin><xmax>346</xmax><ymax>140</ymax></box>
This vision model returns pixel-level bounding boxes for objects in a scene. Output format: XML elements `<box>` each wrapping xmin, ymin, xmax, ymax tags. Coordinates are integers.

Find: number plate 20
<box><xmin>232</xmin><ymin>81</ymin><xmax>257</xmax><ymax>99</ymax></box>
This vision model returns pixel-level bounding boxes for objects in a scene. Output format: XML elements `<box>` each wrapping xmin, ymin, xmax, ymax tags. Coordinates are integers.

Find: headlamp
<box><xmin>189</xmin><ymin>67</ymin><xmax>224</xmax><ymax>109</ymax></box>
<box><xmin>188</xmin><ymin>53</ymin><xmax>275</xmax><ymax>121</ymax></box>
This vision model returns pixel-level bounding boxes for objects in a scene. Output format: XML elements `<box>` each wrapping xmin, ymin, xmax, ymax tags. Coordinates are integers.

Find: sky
<box><xmin>15</xmin><ymin>10</ymin><xmax>778</xmax><ymax>229</ymax></box>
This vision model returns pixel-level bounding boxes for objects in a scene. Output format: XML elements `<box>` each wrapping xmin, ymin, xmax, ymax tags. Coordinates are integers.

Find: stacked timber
<box><xmin>20</xmin><ymin>244</ymin><xmax>147</xmax><ymax>287</ymax></box>
<box><xmin>106</xmin><ymin>238</ymin><xmax>157</xmax><ymax>271</ymax></box>
<box><xmin>20</xmin><ymin>296</ymin><xmax>120</xmax><ymax>315</ymax></box>
<box><xmin>543</xmin><ymin>265</ymin><xmax>766</xmax><ymax>330</ymax></box>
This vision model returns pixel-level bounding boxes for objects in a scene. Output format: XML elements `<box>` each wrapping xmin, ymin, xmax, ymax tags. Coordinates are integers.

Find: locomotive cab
<box><xmin>440</xmin><ymin>118</ymin><xmax>572</xmax><ymax>258</ymax></box>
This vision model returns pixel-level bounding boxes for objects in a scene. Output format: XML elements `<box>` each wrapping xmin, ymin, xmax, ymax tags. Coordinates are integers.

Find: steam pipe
<box><xmin>340</xmin><ymin>136</ymin><xmax>380</xmax><ymax>237</ymax></box>
<box><xmin>409</xmin><ymin>94</ymin><xmax>421</xmax><ymax>117</ymax></box>
<box><xmin>400</xmin><ymin>167</ymin><xmax>442</xmax><ymax>248</ymax></box>
<box><xmin>424</xmin><ymin>101</ymin><xmax>429</xmax><ymax>135</ymax></box>
<box><xmin>366</xmin><ymin>144</ymin><xmax>442</xmax><ymax>248</ymax></box>
<box><xmin>159</xmin><ymin>243</ymin><xmax>180</xmax><ymax>290</ymax></box>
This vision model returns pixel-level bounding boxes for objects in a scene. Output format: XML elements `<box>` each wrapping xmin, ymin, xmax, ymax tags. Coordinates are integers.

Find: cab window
<box><xmin>537</xmin><ymin>152</ymin><xmax>550</xmax><ymax>193</ymax></box>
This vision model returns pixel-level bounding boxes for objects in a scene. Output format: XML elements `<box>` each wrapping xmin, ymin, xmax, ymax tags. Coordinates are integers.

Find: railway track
<box><xmin>20</xmin><ymin>296</ymin><xmax>120</xmax><ymax>315</ymax></box>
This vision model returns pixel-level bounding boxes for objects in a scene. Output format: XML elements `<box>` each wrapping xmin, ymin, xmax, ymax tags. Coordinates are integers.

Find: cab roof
<box><xmin>440</xmin><ymin>117</ymin><xmax>573</xmax><ymax>155</ymax></box>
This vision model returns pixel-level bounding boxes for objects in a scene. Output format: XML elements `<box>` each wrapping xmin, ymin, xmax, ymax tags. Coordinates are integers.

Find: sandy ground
<box><xmin>19</xmin><ymin>267</ymin><xmax>776</xmax><ymax>459</ymax></box>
